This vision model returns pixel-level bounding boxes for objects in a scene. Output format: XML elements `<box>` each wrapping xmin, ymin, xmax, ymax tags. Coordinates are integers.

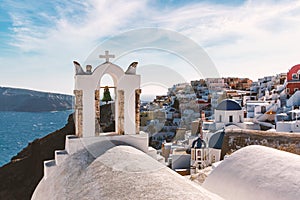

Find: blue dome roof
<box><xmin>216</xmin><ymin>99</ymin><xmax>242</xmax><ymax>111</ymax></box>
<box><xmin>208</xmin><ymin>129</ymin><xmax>225</xmax><ymax>149</ymax></box>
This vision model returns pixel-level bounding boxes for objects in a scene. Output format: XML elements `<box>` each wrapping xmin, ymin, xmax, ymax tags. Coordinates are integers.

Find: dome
<box><xmin>216</xmin><ymin>99</ymin><xmax>242</xmax><ymax>111</ymax></box>
<box><xmin>203</xmin><ymin>145</ymin><xmax>300</xmax><ymax>200</ymax></box>
<box><xmin>287</xmin><ymin>64</ymin><xmax>300</xmax><ymax>81</ymax></box>
<box><xmin>289</xmin><ymin>64</ymin><xmax>300</xmax><ymax>73</ymax></box>
<box><xmin>32</xmin><ymin>145</ymin><xmax>222</xmax><ymax>200</ymax></box>
<box><xmin>208</xmin><ymin>129</ymin><xmax>225</xmax><ymax>149</ymax></box>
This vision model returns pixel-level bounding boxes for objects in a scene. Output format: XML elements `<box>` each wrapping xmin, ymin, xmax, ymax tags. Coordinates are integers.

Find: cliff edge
<box><xmin>0</xmin><ymin>114</ymin><xmax>75</xmax><ymax>200</ymax></box>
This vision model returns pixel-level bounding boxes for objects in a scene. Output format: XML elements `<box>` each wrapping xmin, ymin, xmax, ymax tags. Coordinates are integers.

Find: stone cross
<box><xmin>99</xmin><ymin>50</ymin><xmax>115</xmax><ymax>62</ymax></box>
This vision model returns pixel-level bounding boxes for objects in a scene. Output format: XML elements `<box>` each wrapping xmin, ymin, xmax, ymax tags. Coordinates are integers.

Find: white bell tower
<box><xmin>73</xmin><ymin>51</ymin><xmax>141</xmax><ymax>137</ymax></box>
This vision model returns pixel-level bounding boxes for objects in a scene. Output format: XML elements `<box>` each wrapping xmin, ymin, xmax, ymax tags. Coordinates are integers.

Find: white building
<box><xmin>287</xmin><ymin>91</ymin><xmax>300</xmax><ymax>107</ymax></box>
<box><xmin>191</xmin><ymin>148</ymin><xmax>221</xmax><ymax>169</ymax></box>
<box><xmin>206</xmin><ymin>78</ymin><xmax>225</xmax><ymax>92</ymax></box>
<box><xmin>246</xmin><ymin>99</ymin><xmax>280</xmax><ymax>122</ymax></box>
<box><xmin>276</xmin><ymin>109</ymin><xmax>300</xmax><ymax>132</ymax></box>
<box><xmin>210</xmin><ymin>91</ymin><xmax>224</xmax><ymax>110</ymax></box>
<box><xmin>214</xmin><ymin>99</ymin><xmax>244</xmax><ymax>130</ymax></box>
<box><xmin>246</xmin><ymin>101</ymin><xmax>269</xmax><ymax>118</ymax></box>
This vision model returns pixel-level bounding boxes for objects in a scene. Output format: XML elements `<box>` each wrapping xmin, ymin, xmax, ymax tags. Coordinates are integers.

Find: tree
<box><xmin>101</xmin><ymin>86</ymin><xmax>112</xmax><ymax>104</ymax></box>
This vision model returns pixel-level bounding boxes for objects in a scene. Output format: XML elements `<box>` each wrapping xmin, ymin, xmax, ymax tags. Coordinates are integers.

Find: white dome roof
<box><xmin>32</xmin><ymin>145</ymin><xmax>223</xmax><ymax>200</ymax></box>
<box><xmin>203</xmin><ymin>145</ymin><xmax>300</xmax><ymax>200</ymax></box>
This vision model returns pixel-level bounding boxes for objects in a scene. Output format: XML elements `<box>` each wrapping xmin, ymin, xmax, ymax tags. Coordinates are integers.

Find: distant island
<box><xmin>0</xmin><ymin>87</ymin><xmax>73</xmax><ymax>112</ymax></box>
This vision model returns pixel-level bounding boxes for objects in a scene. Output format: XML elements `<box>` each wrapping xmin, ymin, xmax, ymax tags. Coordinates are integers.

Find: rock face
<box><xmin>0</xmin><ymin>114</ymin><xmax>75</xmax><ymax>200</ymax></box>
<box><xmin>0</xmin><ymin>87</ymin><xmax>73</xmax><ymax>112</ymax></box>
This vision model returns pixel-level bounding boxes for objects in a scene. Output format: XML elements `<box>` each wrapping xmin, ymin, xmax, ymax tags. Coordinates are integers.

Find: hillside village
<box><xmin>3</xmin><ymin>0</ymin><xmax>300</xmax><ymax>199</ymax></box>
<box><xmin>31</xmin><ymin>54</ymin><xmax>300</xmax><ymax>199</ymax></box>
<box><xmin>139</xmin><ymin>64</ymin><xmax>300</xmax><ymax>174</ymax></box>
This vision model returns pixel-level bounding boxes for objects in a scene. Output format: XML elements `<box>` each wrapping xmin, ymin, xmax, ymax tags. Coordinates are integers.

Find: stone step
<box><xmin>55</xmin><ymin>150</ymin><xmax>68</xmax><ymax>166</ymax></box>
<box><xmin>65</xmin><ymin>135</ymin><xmax>84</xmax><ymax>155</ymax></box>
<box><xmin>43</xmin><ymin>160</ymin><xmax>56</xmax><ymax>180</ymax></box>
<box><xmin>147</xmin><ymin>147</ymin><xmax>157</xmax><ymax>159</ymax></box>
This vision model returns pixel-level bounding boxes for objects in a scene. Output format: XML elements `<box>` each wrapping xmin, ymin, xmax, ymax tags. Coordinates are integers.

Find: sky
<box><xmin>1</xmin><ymin>0</ymin><xmax>300</xmax><ymax>98</ymax></box>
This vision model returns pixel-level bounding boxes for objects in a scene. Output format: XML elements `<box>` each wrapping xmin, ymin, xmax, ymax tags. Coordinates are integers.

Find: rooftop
<box><xmin>216</xmin><ymin>99</ymin><xmax>242</xmax><ymax>111</ymax></box>
<box><xmin>33</xmin><ymin>144</ymin><xmax>223</xmax><ymax>200</ymax></box>
<box><xmin>203</xmin><ymin>145</ymin><xmax>300</xmax><ymax>200</ymax></box>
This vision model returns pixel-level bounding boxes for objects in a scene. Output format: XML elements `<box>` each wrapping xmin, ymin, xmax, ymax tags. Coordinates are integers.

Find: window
<box><xmin>261</xmin><ymin>106</ymin><xmax>266</xmax><ymax>113</ymax></box>
<box><xmin>229</xmin><ymin>115</ymin><xmax>233</xmax><ymax>123</ymax></box>
<box><xmin>219</xmin><ymin>115</ymin><xmax>222</xmax><ymax>122</ymax></box>
<box><xmin>212</xmin><ymin>155</ymin><xmax>216</xmax><ymax>163</ymax></box>
<box><xmin>286</xmin><ymin>88</ymin><xmax>290</xmax><ymax>94</ymax></box>
<box><xmin>292</xmin><ymin>73</ymin><xmax>298</xmax><ymax>80</ymax></box>
<box><xmin>239</xmin><ymin>115</ymin><xmax>242</xmax><ymax>122</ymax></box>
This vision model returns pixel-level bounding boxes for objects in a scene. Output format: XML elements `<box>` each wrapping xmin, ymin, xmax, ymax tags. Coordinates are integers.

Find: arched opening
<box><xmin>100</xmin><ymin>74</ymin><xmax>116</xmax><ymax>104</ymax></box>
<box><xmin>96</xmin><ymin>74</ymin><xmax>116</xmax><ymax>134</ymax></box>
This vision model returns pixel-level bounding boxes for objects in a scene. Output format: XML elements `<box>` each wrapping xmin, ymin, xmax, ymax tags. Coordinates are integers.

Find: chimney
<box><xmin>86</xmin><ymin>65</ymin><xmax>92</xmax><ymax>73</ymax></box>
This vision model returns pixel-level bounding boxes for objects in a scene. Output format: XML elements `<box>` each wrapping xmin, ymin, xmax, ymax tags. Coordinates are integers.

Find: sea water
<box><xmin>0</xmin><ymin>110</ymin><xmax>73</xmax><ymax>167</ymax></box>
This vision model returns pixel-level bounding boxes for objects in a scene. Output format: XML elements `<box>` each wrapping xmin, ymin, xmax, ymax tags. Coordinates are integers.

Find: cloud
<box><xmin>1</xmin><ymin>0</ymin><xmax>148</xmax><ymax>93</ymax></box>
<box><xmin>5</xmin><ymin>0</ymin><xmax>147</xmax><ymax>54</ymax></box>
<box><xmin>1</xmin><ymin>0</ymin><xmax>300</xmax><ymax>94</ymax></box>
<box><xmin>152</xmin><ymin>0</ymin><xmax>300</xmax><ymax>79</ymax></box>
